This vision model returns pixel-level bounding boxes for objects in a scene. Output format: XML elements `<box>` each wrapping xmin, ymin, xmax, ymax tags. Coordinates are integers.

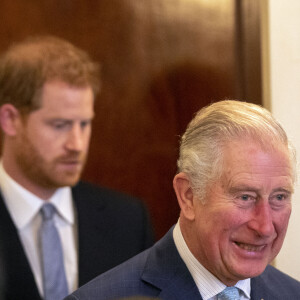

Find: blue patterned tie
<box><xmin>218</xmin><ymin>286</ymin><xmax>240</xmax><ymax>300</ymax></box>
<box><xmin>40</xmin><ymin>203</ymin><xmax>68</xmax><ymax>300</ymax></box>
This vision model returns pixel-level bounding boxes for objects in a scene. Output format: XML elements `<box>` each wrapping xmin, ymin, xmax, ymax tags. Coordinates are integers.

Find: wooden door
<box><xmin>0</xmin><ymin>0</ymin><xmax>262</xmax><ymax>238</ymax></box>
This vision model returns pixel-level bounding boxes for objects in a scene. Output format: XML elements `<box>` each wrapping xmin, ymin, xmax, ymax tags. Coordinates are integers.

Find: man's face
<box><xmin>187</xmin><ymin>140</ymin><xmax>293</xmax><ymax>285</ymax></box>
<box><xmin>13</xmin><ymin>80</ymin><xmax>94</xmax><ymax>196</ymax></box>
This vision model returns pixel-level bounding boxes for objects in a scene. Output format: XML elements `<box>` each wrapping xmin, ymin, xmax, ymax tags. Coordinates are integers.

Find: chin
<box><xmin>62</xmin><ymin>178</ymin><xmax>80</xmax><ymax>187</ymax></box>
<box><xmin>51</xmin><ymin>175</ymin><xmax>81</xmax><ymax>188</ymax></box>
<box><xmin>235</xmin><ymin>264</ymin><xmax>268</xmax><ymax>279</ymax></box>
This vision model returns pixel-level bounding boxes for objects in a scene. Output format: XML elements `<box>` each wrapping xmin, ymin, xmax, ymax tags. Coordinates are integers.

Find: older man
<box><xmin>0</xmin><ymin>36</ymin><xmax>154</xmax><ymax>300</ymax></box>
<box><xmin>65</xmin><ymin>100</ymin><xmax>300</xmax><ymax>300</ymax></box>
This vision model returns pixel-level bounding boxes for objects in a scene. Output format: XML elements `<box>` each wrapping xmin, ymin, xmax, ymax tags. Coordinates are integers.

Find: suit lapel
<box><xmin>251</xmin><ymin>276</ymin><xmax>271</xmax><ymax>300</ymax></box>
<box><xmin>72</xmin><ymin>182</ymin><xmax>108</xmax><ymax>286</ymax></box>
<box><xmin>141</xmin><ymin>228</ymin><xmax>202</xmax><ymax>300</ymax></box>
<box><xmin>250</xmin><ymin>266</ymin><xmax>291</xmax><ymax>300</ymax></box>
<box><xmin>0</xmin><ymin>192</ymin><xmax>41</xmax><ymax>299</ymax></box>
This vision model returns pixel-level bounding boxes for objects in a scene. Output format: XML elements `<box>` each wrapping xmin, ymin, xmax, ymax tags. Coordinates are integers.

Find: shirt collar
<box><xmin>173</xmin><ymin>220</ymin><xmax>251</xmax><ymax>300</ymax></box>
<box><xmin>0</xmin><ymin>161</ymin><xmax>74</xmax><ymax>230</ymax></box>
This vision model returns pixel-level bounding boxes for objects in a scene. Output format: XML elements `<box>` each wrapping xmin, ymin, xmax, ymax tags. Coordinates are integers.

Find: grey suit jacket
<box><xmin>0</xmin><ymin>181</ymin><xmax>154</xmax><ymax>300</ymax></box>
<box><xmin>65</xmin><ymin>227</ymin><xmax>300</xmax><ymax>300</ymax></box>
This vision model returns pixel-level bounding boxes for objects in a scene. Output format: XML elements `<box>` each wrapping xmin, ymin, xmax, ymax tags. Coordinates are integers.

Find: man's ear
<box><xmin>0</xmin><ymin>104</ymin><xmax>21</xmax><ymax>136</ymax></box>
<box><xmin>173</xmin><ymin>172</ymin><xmax>196</xmax><ymax>221</ymax></box>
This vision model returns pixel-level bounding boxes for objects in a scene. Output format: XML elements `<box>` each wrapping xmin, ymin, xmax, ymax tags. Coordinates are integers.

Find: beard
<box><xmin>14</xmin><ymin>130</ymin><xmax>87</xmax><ymax>191</ymax></box>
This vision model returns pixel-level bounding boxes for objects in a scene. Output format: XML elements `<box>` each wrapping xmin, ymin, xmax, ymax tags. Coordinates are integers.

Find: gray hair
<box><xmin>177</xmin><ymin>100</ymin><xmax>296</xmax><ymax>202</ymax></box>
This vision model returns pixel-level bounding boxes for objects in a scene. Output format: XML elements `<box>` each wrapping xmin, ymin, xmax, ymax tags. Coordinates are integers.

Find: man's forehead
<box><xmin>221</xmin><ymin>140</ymin><xmax>292</xmax><ymax>173</ymax></box>
<box><xmin>30</xmin><ymin>83</ymin><xmax>94</xmax><ymax>119</ymax></box>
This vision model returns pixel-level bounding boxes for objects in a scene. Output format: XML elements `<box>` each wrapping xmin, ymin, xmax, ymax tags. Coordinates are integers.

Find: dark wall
<box><xmin>0</xmin><ymin>0</ymin><xmax>262</xmax><ymax>238</ymax></box>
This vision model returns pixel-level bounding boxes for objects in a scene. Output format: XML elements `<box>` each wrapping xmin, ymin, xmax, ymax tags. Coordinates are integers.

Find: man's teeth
<box><xmin>235</xmin><ymin>242</ymin><xmax>265</xmax><ymax>251</ymax></box>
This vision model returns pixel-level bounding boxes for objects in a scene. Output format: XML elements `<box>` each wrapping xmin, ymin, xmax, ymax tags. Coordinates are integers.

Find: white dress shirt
<box><xmin>173</xmin><ymin>220</ymin><xmax>251</xmax><ymax>300</ymax></box>
<box><xmin>0</xmin><ymin>162</ymin><xmax>78</xmax><ymax>296</ymax></box>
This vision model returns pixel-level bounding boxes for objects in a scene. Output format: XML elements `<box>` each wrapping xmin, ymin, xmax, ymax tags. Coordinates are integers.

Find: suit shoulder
<box><xmin>263</xmin><ymin>265</ymin><xmax>300</xmax><ymax>283</ymax></box>
<box><xmin>68</xmin><ymin>248</ymin><xmax>158</xmax><ymax>300</ymax></box>
<box><xmin>254</xmin><ymin>265</ymin><xmax>300</xmax><ymax>294</ymax></box>
<box><xmin>72</xmin><ymin>181</ymin><xmax>144</xmax><ymax>208</ymax></box>
<box><xmin>72</xmin><ymin>181</ymin><xmax>155</xmax><ymax>249</ymax></box>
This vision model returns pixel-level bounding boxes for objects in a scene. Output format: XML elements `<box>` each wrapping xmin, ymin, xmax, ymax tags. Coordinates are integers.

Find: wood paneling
<box><xmin>0</xmin><ymin>0</ymin><xmax>261</xmax><ymax>238</ymax></box>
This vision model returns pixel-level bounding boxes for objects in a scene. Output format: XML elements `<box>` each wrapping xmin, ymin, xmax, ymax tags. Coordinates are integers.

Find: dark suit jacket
<box><xmin>0</xmin><ymin>181</ymin><xmax>154</xmax><ymax>300</ymax></box>
<box><xmin>65</xmin><ymin>227</ymin><xmax>300</xmax><ymax>300</ymax></box>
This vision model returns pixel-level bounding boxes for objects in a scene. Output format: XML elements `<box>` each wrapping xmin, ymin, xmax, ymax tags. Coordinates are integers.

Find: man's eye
<box><xmin>53</xmin><ymin>123</ymin><xmax>66</xmax><ymax>129</ymax></box>
<box><xmin>52</xmin><ymin>122</ymin><xmax>71</xmax><ymax>130</ymax></box>
<box><xmin>269</xmin><ymin>193</ymin><xmax>291</xmax><ymax>210</ymax></box>
<box><xmin>234</xmin><ymin>193</ymin><xmax>256</xmax><ymax>208</ymax></box>
<box><xmin>240</xmin><ymin>194</ymin><xmax>254</xmax><ymax>201</ymax></box>
<box><xmin>80</xmin><ymin>121</ymin><xmax>91</xmax><ymax>129</ymax></box>
<box><xmin>272</xmin><ymin>193</ymin><xmax>290</xmax><ymax>202</ymax></box>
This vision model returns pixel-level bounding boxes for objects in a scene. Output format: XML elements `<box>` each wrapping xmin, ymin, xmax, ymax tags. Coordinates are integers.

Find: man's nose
<box><xmin>65</xmin><ymin>125</ymin><xmax>84</xmax><ymax>152</ymax></box>
<box><xmin>248</xmin><ymin>202</ymin><xmax>275</xmax><ymax>238</ymax></box>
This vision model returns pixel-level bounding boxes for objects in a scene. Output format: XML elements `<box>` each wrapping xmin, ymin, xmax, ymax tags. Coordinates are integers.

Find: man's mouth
<box><xmin>58</xmin><ymin>159</ymin><xmax>83</xmax><ymax>171</ymax></box>
<box><xmin>234</xmin><ymin>242</ymin><xmax>266</xmax><ymax>252</ymax></box>
<box><xmin>59</xmin><ymin>156</ymin><xmax>83</xmax><ymax>164</ymax></box>
<box><xmin>61</xmin><ymin>160</ymin><xmax>80</xmax><ymax>164</ymax></box>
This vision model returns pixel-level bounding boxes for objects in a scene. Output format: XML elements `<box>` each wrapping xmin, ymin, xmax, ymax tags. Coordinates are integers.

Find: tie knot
<box><xmin>41</xmin><ymin>203</ymin><xmax>56</xmax><ymax>220</ymax></box>
<box><xmin>218</xmin><ymin>286</ymin><xmax>240</xmax><ymax>300</ymax></box>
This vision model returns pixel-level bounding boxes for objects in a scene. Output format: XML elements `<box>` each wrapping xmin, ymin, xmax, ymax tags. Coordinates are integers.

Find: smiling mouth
<box><xmin>235</xmin><ymin>242</ymin><xmax>266</xmax><ymax>252</ymax></box>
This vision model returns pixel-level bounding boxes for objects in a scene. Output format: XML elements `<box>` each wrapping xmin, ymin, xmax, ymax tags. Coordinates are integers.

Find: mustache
<box><xmin>56</xmin><ymin>153</ymin><xmax>86</xmax><ymax>162</ymax></box>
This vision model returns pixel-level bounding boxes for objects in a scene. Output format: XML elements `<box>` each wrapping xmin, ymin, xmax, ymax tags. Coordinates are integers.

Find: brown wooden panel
<box><xmin>0</xmin><ymin>0</ymin><xmax>261</xmax><ymax>238</ymax></box>
<box><xmin>234</xmin><ymin>0</ymin><xmax>262</xmax><ymax>104</ymax></box>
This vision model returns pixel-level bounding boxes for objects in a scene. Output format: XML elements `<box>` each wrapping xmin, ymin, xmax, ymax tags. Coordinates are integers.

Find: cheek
<box><xmin>196</xmin><ymin>210</ymin><xmax>237</xmax><ymax>241</ymax></box>
<box><xmin>33</xmin><ymin>135</ymin><xmax>58</xmax><ymax>153</ymax></box>
<box><xmin>209</xmin><ymin>210</ymin><xmax>248</xmax><ymax>249</ymax></box>
<box><xmin>26</xmin><ymin>126</ymin><xmax>56</xmax><ymax>146</ymax></box>
<box><xmin>212</xmin><ymin>206</ymin><xmax>244</xmax><ymax>228</ymax></box>
<box><xmin>275</xmin><ymin>209</ymin><xmax>291</xmax><ymax>235</ymax></box>
<box><xmin>84</xmin><ymin>131</ymin><xmax>92</xmax><ymax>148</ymax></box>
<box><xmin>27</xmin><ymin>132</ymin><xmax>63</xmax><ymax>160</ymax></box>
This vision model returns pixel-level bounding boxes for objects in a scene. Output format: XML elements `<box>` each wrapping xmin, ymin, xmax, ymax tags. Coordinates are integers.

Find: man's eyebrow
<box><xmin>272</xmin><ymin>187</ymin><xmax>294</xmax><ymax>194</ymax></box>
<box><xmin>228</xmin><ymin>185</ymin><xmax>294</xmax><ymax>194</ymax></box>
<box><xmin>48</xmin><ymin>115</ymin><xmax>95</xmax><ymax>121</ymax></box>
<box><xmin>46</xmin><ymin>118</ymin><xmax>72</xmax><ymax>123</ymax></box>
<box><xmin>228</xmin><ymin>185</ymin><xmax>259</xmax><ymax>193</ymax></box>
